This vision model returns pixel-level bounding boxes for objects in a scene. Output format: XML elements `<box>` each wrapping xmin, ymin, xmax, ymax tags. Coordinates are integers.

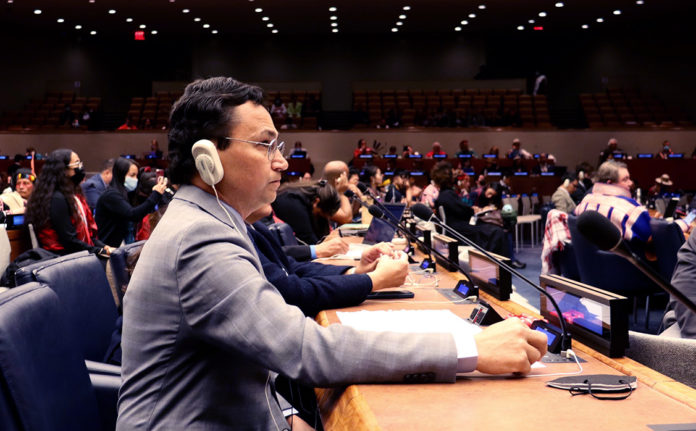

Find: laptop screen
<box><xmin>363</xmin><ymin>217</ymin><xmax>397</xmax><ymax>245</ymax></box>
<box><xmin>382</xmin><ymin>203</ymin><xmax>406</xmax><ymax>223</ymax></box>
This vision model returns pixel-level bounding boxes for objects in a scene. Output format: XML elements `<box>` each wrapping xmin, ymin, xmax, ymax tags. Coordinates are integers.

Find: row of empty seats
<box><xmin>0</xmin><ymin>91</ymin><xmax>102</xmax><ymax>131</ymax></box>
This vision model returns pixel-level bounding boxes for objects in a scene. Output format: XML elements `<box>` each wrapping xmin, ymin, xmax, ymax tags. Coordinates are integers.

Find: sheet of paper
<box><xmin>337</xmin><ymin>309</ymin><xmax>482</xmax><ymax>337</ymax></box>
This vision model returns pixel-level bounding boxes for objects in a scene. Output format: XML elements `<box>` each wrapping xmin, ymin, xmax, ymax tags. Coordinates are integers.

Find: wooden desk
<box><xmin>7</xmin><ymin>227</ymin><xmax>31</xmax><ymax>261</ymax></box>
<box><xmin>315</xmin><ymin>269</ymin><xmax>696</xmax><ymax>430</ymax></box>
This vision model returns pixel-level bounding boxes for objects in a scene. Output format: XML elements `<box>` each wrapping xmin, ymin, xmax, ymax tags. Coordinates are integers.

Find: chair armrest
<box><xmin>85</xmin><ymin>360</ymin><xmax>121</xmax><ymax>376</ymax></box>
<box><xmin>90</xmin><ymin>372</ymin><xmax>120</xmax><ymax>431</ymax></box>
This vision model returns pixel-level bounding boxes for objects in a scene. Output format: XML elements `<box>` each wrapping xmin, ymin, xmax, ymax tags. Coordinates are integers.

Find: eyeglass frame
<box><xmin>66</xmin><ymin>161</ymin><xmax>83</xmax><ymax>169</ymax></box>
<box><xmin>225</xmin><ymin>137</ymin><xmax>286</xmax><ymax>161</ymax></box>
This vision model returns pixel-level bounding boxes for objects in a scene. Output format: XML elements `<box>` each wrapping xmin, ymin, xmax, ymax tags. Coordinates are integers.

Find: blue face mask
<box><xmin>124</xmin><ymin>176</ymin><xmax>138</xmax><ymax>192</ymax></box>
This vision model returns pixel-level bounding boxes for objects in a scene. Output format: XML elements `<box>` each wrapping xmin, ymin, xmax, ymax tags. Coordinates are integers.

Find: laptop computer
<box><xmin>343</xmin><ymin>203</ymin><xmax>407</xmax><ymax>258</ymax></box>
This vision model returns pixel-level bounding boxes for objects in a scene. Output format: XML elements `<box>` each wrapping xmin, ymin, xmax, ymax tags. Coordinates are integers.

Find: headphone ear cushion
<box><xmin>192</xmin><ymin>140</ymin><xmax>224</xmax><ymax>186</ymax></box>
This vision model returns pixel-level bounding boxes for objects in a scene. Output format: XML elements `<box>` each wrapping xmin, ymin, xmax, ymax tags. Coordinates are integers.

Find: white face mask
<box><xmin>124</xmin><ymin>176</ymin><xmax>138</xmax><ymax>192</ymax></box>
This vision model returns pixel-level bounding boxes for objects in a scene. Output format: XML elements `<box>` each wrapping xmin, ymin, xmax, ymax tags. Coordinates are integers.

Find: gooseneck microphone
<box><xmin>577</xmin><ymin>210</ymin><xmax>696</xmax><ymax>315</ymax></box>
<box><xmin>411</xmin><ymin>203</ymin><xmax>573</xmax><ymax>353</ymax></box>
<box><xmin>356</xmin><ymin>182</ymin><xmax>401</xmax><ymax>225</ymax></box>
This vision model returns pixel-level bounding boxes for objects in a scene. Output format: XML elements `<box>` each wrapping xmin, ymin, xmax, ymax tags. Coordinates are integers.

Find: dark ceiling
<box><xmin>0</xmin><ymin>0</ymin><xmax>691</xmax><ymax>40</ymax></box>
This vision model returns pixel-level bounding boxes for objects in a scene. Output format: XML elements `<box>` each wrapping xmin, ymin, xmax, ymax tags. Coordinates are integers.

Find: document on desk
<box><xmin>337</xmin><ymin>309</ymin><xmax>482</xmax><ymax>336</ymax></box>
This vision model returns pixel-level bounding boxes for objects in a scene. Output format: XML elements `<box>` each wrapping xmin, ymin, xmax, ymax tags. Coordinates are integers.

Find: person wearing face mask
<box><xmin>26</xmin><ymin>149</ymin><xmax>113</xmax><ymax>256</ymax></box>
<box><xmin>95</xmin><ymin>157</ymin><xmax>167</xmax><ymax>247</ymax></box>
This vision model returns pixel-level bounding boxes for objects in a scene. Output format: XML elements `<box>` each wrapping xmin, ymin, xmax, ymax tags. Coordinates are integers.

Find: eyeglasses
<box><xmin>67</xmin><ymin>161</ymin><xmax>83</xmax><ymax>169</ymax></box>
<box><xmin>225</xmin><ymin>137</ymin><xmax>286</xmax><ymax>161</ymax></box>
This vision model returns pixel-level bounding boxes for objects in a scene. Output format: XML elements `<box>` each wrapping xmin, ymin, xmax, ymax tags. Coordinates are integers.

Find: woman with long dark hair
<box><xmin>95</xmin><ymin>157</ymin><xmax>166</xmax><ymax>247</ymax></box>
<box><xmin>271</xmin><ymin>180</ymin><xmax>341</xmax><ymax>245</ymax></box>
<box><xmin>26</xmin><ymin>148</ymin><xmax>111</xmax><ymax>256</ymax></box>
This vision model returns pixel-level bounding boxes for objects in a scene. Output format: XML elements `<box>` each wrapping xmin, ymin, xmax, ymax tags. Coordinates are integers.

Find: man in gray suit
<box><xmin>116</xmin><ymin>77</ymin><xmax>546</xmax><ymax>430</ymax></box>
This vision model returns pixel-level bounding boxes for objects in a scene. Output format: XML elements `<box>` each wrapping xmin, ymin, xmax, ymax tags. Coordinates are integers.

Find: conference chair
<box><xmin>515</xmin><ymin>195</ymin><xmax>542</xmax><ymax>252</ymax></box>
<box><xmin>0</xmin><ymin>226</ymin><xmax>10</xmax><ymax>275</ymax></box>
<box><xmin>0</xmin><ymin>283</ymin><xmax>119</xmax><ymax>431</ymax></box>
<box><xmin>268</xmin><ymin>222</ymin><xmax>299</xmax><ymax>246</ymax></box>
<box><xmin>14</xmin><ymin>252</ymin><xmax>119</xmax><ymax>364</ymax></box>
<box><xmin>109</xmin><ymin>240</ymin><xmax>146</xmax><ymax>310</ymax></box>
<box><xmin>568</xmin><ymin>214</ymin><xmax>660</xmax><ymax>330</ymax></box>
<box><xmin>625</xmin><ymin>330</ymin><xmax>696</xmax><ymax>389</ymax></box>
<box><xmin>649</xmin><ymin>218</ymin><xmax>685</xmax><ymax>281</ymax></box>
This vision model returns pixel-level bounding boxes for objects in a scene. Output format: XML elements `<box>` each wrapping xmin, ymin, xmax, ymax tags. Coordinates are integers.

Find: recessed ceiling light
<box><xmin>194</xmin><ymin>17</ymin><xmax>201</xmax><ymax>22</ymax></box>
<box><xmin>528</xmin><ymin>19</ymin><xmax>535</xmax><ymax>24</ymax></box>
<box><xmin>254</xmin><ymin>8</ymin><xmax>262</xmax><ymax>12</ymax></box>
<box><xmin>478</xmin><ymin>4</ymin><xmax>486</xmax><ymax>9</ymax></box>
<box><xmin>262</xmin><ymin>16</ymin><xmax>269</xmax><ymax>21</ymax></box>
<box><xmin>272</xmin><ymin>29</ymin><xmax>278</xmax><ymax>33</ymax></box>
<box><xmin>455</xmin><ymin>26</ymin><xmax>462</xmax><ymax>31</ymax></box>
<box><xmin>596</xmin><ymin>17</ymin><xmax>604</xmax><ymax>22</ymax></box>
<box><xmin>460</xmin><ymin>20</ymin><xmax>468</xmax><ymax>25</ymax></box>
<box><xmin>108</xmin><ymin>9</ymin><xmax>116</xmax><ymax>14</ymax></box>
<box><xmin>399</xmin><ymin>14</ymin><xmax>406</xmax><ymax>19</ymax></box>
<box><xmin>396</xmin><ymin>21</ymin><xmax>403</xmax><ymax>26</ymax></box>
<box><xmin>517</xmin><ymin>25</ymin><xmax>524</xmax><ymax>30</ymax></box>
<box><xmin>126</xmin><ymin>18</ymin><xmax>133</xmax><ymax>22</ymax></box>
<box><xmin>332</xmin><ymin>29</ymin><xmax>338</xmax><ymax>33</ymax></box>
<box><xmin>169</xmin><ymin>0</ymin><xmax>175</xmax><ymax>2</ymax></box>
<box><xmin>468</xmin><ymin>13</ymin><xmax>476</xmax><ymax>18</ymax></box>
<box><xmin>89</xmin><ymin>0</ymin><xmax>95</xmax><ymax>3</ymax></box>
<box><xmin>57</xmin><ymin>18</ymin><xmax>65</xmax><ymax>23</ymax></box>
<box><xmin>581</xmin><ymin>24</ymin><xmax>589</xmax><ymax>29</ymax></box>
<box><xmin>331</xmin><ymin>22</ymin><xmax>338</xmax><ymax>27</ymax></box>
<box><xmin>538</xmin><ymin>12</ymin><xmax>547</xmax><ymax>17</ymax></box>
<box><xmin>330</xmin><ymin>15</ymin><xmax>337</xmax><ymax>20</ymax></box>
<box><xmin>555</xmin><ymin>2</ymin><xmax>564</xmax><ymax>7</ymax></box>
<box><xmin>139</xmin><ymin>24</ymin><xmax>146</xmax><ymax>28</ymax></box>
<box><xmin>266</xmin><ymin>23</ymin><xmax>273</xmax><ymax>27</ymax></box>
<box><xmin>391</xmin><ymin>27</ymin><xmax>398</xmax><ymax>32</ymax></box>
<box><xmin>636</xmin><ymin>0</ymin><xmax>644</xmax><ymax>4</ymax></box>
<box><xmin>90</xmin><ymin>30</ymin><xmax>97</xmax><ymax>35</ymax></box>
<box><xmin>7</xmin><ymin>0</ymin><xmax>13</xmax><ymax>3</ymax></box>
<box><xmin>613</xmin><ymin>10</ymin><xmax>621</xmax><ymax>15</ymax></box>
<box><xmin>203</xmin><ymin>24</ymin><xmax>210</xmax><ymax>28</ymax></box>
<box><xmin>403</xmin><ymin>6</ymin><xmax>411</xmax><ymax>11</ymax></box>
<box><xmin>182</xmin><ymin>9</ymin><xmax>189</xmax><ymax>13</ymax></box>
<box><xmin>211</xmin><ymin>30</ymin><xmax>218</xmax><ymax>34</ymax></box>
<box><xmin>151</xmin><ymin>30</ymin><xmax>158</xmax><ymax>34</ymax></box>
<box><xmin>33</xmin><ymin>9</ymin><xmax>41</xmax><ymax>14</ymax></box>
<box><xmin>329</xmin><ymin>6</ymin><xmax>337</xmax><ymax>12</ymax></box>
<box><xmin>75</xmin><ymin>25</ymin><xmax>82</xmax><ymax>29</ymax></box>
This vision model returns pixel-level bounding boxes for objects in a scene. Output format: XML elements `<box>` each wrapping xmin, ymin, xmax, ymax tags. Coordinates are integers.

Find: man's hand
<box><xmin>354</xmin><ymin>242</ymin><xmax>395</xmax><ymax>274</ymax></box>
<box><xmin>314</xmin><ymin>237</ymin><xmax>349</xmax><ymax>258</ymax></box>
<box><xmin>367</xmin><ymin>252</ymin><xmax>409</xmax><ymax>290</ymax></box>
<box><xmin>333</xmin><ymin>172</ymin><xmax>349</xmax><ymax>193</ymax></box>
<box><xmin>473</xmin><ymin>318</ymin><xmax>548</xmax><ymax>375</ymax></box>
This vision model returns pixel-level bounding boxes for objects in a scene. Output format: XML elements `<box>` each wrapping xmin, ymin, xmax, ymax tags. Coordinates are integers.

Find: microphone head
<box><xmin>368</xmin><ymin>204</ymin><xmax>384</xmax><ymax>219</ymax></box>
<box><xmin>576</xmin><ymin>211</ymin><xmax>622</xmax><ymax>251</ymax></box>
<box><xmin>411</xmin><ymin>203</ymin><xmax>434</xmax><ymax>221</ymax></box>
<box><xmin>356</xmin><ymin>182</ymin><xmax>369</xmax><ymax>194</ymax></box>
<box><xmin>344</xmin><ymin>189</ymin><xmax>355</xmax><ymax>199</ymax></box>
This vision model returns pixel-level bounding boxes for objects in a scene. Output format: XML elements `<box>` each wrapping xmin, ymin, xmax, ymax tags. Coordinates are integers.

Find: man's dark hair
<box><xmin>167</xmin><ymin>77</ymin><xmax>265</xmax><ymax>185</ymax></box>
<box><xmin>431</xmin><ymin>161</ymin><xmax>453</xmax><ymax>189</ymax></box>
<box><xmin>109</xmin><ymin>157</ymin><xmax>135</xmax><ymax>197</ymax></box>
<box><xmin>100</xmin><ymin>158</ymin><xmax>115</xmax><ymax>172</ymax></box>
<box><xmin>277</xmin><ymin>181</ymin><xmax>341</xmax><ymax>217</ymax></box>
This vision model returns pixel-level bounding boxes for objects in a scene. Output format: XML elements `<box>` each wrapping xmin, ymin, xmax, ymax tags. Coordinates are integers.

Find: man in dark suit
<box><xmin>117</xmin><ymin>77</ymin><xmax>546</xmax><ymax>430</ymax></box>
<box><xmin>81</xmin><ymin>158</ymin><xmax>114</xmax><ymax>210</ymax></box>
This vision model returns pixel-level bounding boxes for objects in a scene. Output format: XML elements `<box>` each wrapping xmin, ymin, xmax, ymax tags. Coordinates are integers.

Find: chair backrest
<box><xmin>502</xmin><ymin>196</ymin><xmax>519</xmax><ymax>213</ymax></box>
<box><xmin>27</xmin><ymin>223</ymin><xmax>39</xmax><ymax>249</ymax></box>
<box><xmin>109</xmin><ymin>240</ymin><xmax>146</xmax><ymax>307</ymax></box>
<box><xmin>626</xmin><ymin>330</ymin><xmax>696</xmax><ymax>388</ymax></box>
<box><xmin>14</xmin><ymin>252</ymin><xmax>118</xmax><ymax>362</ymax></box>
<box><xmin>520</xmin><ymin>195</ymin><xmax>532</xmax><ymax>215</ymax></box>
<box><xmin>0</xmin><ymin>227</ymin><xmax>10</xmax><ymax>276</ymax></box>
<box><xmin>649</xmin><ymin>218</ymin><xmax>685</xmax><ymax>281</ymax></box>
<box><xmin>567</xmin><ymin>214</ymin><xmax>657</xmax><ymax>297</ymax></box>
<box><xmin>268</xmin><ymin>222</ymin><xmax>298</xmax><ymax>247</ymax></box>
<box><xmin>0</xmin><ymin>283</ymin><xmax>102</xmax><ymax>430</ymax></box>
<box><xmin>437</xmin><ymin>205</ymin><xmax>447</xmax><ymax>224</ymax></box>
<box><xmin>654</xmin><ymin>198</ymin><xmax>667</xmax><ymax>216</ymax></box>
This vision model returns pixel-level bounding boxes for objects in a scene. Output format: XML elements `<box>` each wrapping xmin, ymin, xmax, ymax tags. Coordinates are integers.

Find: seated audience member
<box><xmin>348</xmin><ymin>167</ymin><xmax>361</xmax><ymax>187</ymax></box>
<box><xmin>117</xmin><ymin>117</ymin><xmax>138</xmax><ymax>130</ymax></box>
<box><xmin>323</xmin><ymin>160</ymin><xmax>362</xmax><ymax>224</ymax></box>
<box><xmin>0</xmin><ymin>168</ymin><xmax>35</xmax><ymax>213</ymax></box>
<box><xmin>421</xmin><ymin>168</ymin><xmax>441</xmax><ymax>210</ymax></box>
<box><xmin>272</xmin><ymin>180</ymin><xmax>342</xmax><ymax>245</ymax></box>
<box><xmin>359</xmin><ymin>165</ymin><xmax>384</xmax><ymax>201</ymax></box>
<box><xmin>353</xmin><ymin>138</ymin><xmax>374</xmax><ymax>158</ymax></box>
<box><xmin>575</xmin><ymin>160</ymin><xmax>650</xmax><ymax>243</ymax></box>
<box><xmin>385</xmin><ymin>145</ymin><xmax>399</xmax><ymax>157</ymax></box>
<box><xmin>432</xmin><ymin>162</ymin><xmax>478</xmax><ymax>239</ymax></box>
<box><xmin>248</xmin><ymin>205</ymin><xmax>407</xmax><ymax>317</ymax></box>
<box><xmin>402</xmin><ymin>145</ymin><xmax>416</xmax><ymax>158</ymax></box>
<box><xmin>662</xmin><ymin>233</ymin><xmax>696</xmax><ymax>338</ymax></box>
<box><xmin>426</xmin><ymin>141</ymin><xmax>447</xmax><ymax>158</ymax></box>
<box><xmin>598</xmin><ymin>137</ymin><xmax>624</xmax><ymax>164</ymax></box>
<box><xmin>269</xmin><ymin>96</ymin><xmax>288</xmax><ymax>124</ymax></box>
<box><xmin>286</xmin><ymin>95</ymin><xmax>303</xmax><ymax>125</ymax></box>
<box><xmin>290</xmin><ymin>141</ymin><xmax>306</xmax><ymax>156</ymax></box>
<box><xmin>571</xmin><ymin>163</ymin><xmax>594</xmax><ymax>204</ymax></box>
<box><xmin>147</xmin><ymin>139</ymin><xmax>164</xmax><ymax>159</ymax></box>
<box><xmin>456</xmin><ymin>139</ymin><xmax>477</xmax><ymax>158</ymax></box>
<box><xmin>116</xmin><ymin>76</ymin><xmax>547</xmax><ymax>430</ymax></box>
<box><xmin>648</xmin><ymin>174</ymin><xmax>673</xmax><ymax>199</ymax></box>
<box><xmin>95</xmin><ymin>157</ymin><xmax>166</xmax><ymax>247</ymax></box>
<box><xmin>656</xmin><ymin>140</ymin><xmax>674</xmax><ymax>159</ymax></box>
<box><xmin>26</xmin><ymin>149</ymin><xmax>113</xmax><ymax>256</ymax></box>
<box><xmin>551</xmin><ymin>174</ymin><xmax>578</xmax><ymax>214</ymax></box>
<box><xmin>474</xmin><ymin>182</ymin><xmax>525</xmax><ymax>268</ymax></box>
<box><xmin>533</xmin><ymin>153</ymin><xmax>556</xmax><ymax>174</ymax></box>
<box><xmin>507</xmin><ymin>138</ymin><xmax>531</xmax><ymax>160</ymax></box>
<box><xmin>81</xmin><ymin>158</ymin><xmax>114</xmax><ymax>211</ymax></box>
<box><xmin>385</xmin><ymin>169</ymin><xmax>409</xmax><ymax>203</ymax></box>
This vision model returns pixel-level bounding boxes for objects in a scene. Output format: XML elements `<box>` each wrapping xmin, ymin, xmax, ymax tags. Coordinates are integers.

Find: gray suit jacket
<box><xmin>116</xmin><ymin>185</ymin><xmax>458</xmax><ymax>430</ymax></box>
